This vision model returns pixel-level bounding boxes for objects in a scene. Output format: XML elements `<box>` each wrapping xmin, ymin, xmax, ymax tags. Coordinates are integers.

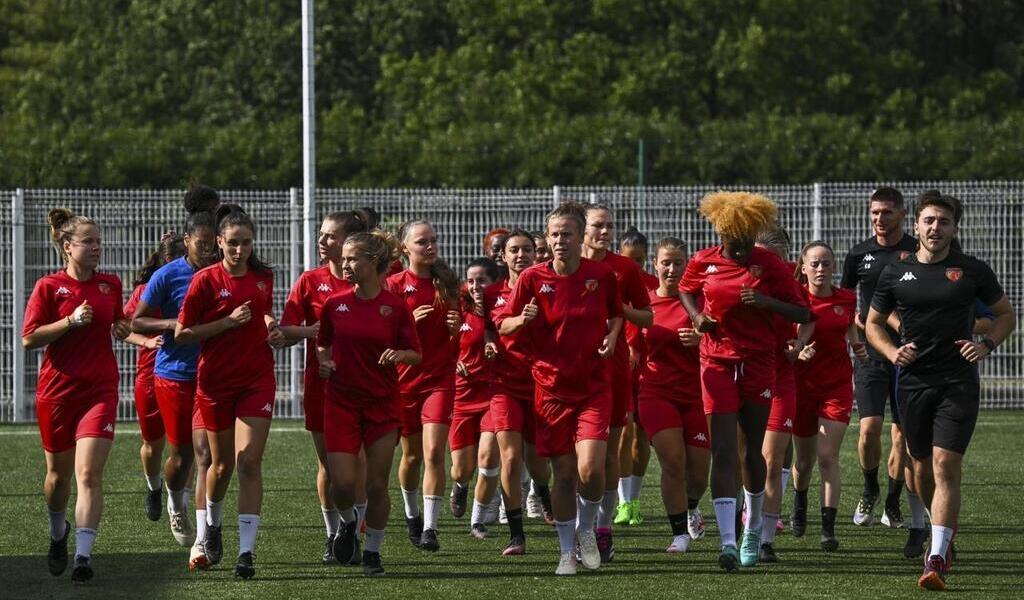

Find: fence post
<box><xmin>812</xmin><ymin>182</ymin><xmax>823</xmax><ymax>240</ymax></box>
<box><xmin>552</xmin><ymin>185</ymin><xmax>560</xmax><ymax>209</ymax></box>
<box><xmin>12</xmin><ymin>189</ymin><xmax>26</xmax><ymax>423</ymax></box>
<box><xmin>289</xmin><ymin>188</ymin><xmax>302</xmax><ymax>419</ymax></box>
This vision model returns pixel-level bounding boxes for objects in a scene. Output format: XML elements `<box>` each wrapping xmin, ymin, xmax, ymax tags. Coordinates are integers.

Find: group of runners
<box><xmin>23</xmin><ymin>186</ymin><xmax>1015</xmax><ymax>591</ymax></box>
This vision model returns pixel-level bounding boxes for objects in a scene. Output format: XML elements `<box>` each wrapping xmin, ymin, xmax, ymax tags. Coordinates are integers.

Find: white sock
<box><xmin>238</xmin><ymin>514</ymin><xmax>260</xmax><ymax>554</ymax></box>
<box><xmin>597</xmin><ymin>490</ymin><xmax>618</xmax><ymax>528</ymax></box>
<box><xmin>195</xmin><ymin>509</ymin><xmax>207</xmax><ymax>544</ymax></box>
<box><xmin>167</xmin><ymin>486</ymin><xmax>186</xmax><ymax>514</ymax></box>
<box><xmin>365</xmin><ymin>527</ymin><xmax>385</xmax><ymax>553</ymax></box>
<box><xmin>577</xmin><ymin>497</ymin><xmax>601</xmax><ymax>533</ymax></box>
<box><xmin>929</xmin><ymin>525</ymin><xmax>954</xmax><ymax>559</ymax></box>
<box><xmin>424</xmin><ymin>495</ymin><xmax>442</xmax><ymax>530</ymax></box>
<box><xmin>744</xmin><ymin>488</ymin><xmax>765</xmax><ymax>531</ymax></box>
<box><xmin>340</xmin><ymin>506</ymin><xmax>357</xmax><ymax>524</ymax></box>
<box><xmin>206</xmin><ymin>499</ymin><xmax>223</xmax><ymax>527</ymax></box>
<box><xmin>617</xmin><ymin>477</ymin><xmax>631</xmax><ymax>503</ymax></box>
<box><xmin>471</xmin><ymin>500</ymin><xmax>485</xmax><ymax>526</ymax></box>
<box><xmin>355</xmin><ymin>503</ymin><xmax>367</xmax><ymax>533</ymax></box>
<box><xmin>322</xmin><ymin>507</ymin><xmax>341</xmax><ymax>536</ymax></box>
<box><xmin>48</xmin><ymin>510</ymin><xmax>67</xmax><ymax>541</ymax></box>
<box><xmin>556</xmin><ymin>519</ymin><xmax>576</xmax><ymax>553</ymax></box>
<box><xmin>907</xmin><ymin>492</ymin><xmax>928</xmax><ymax>529</ymax></box>
<box><xmin>401</xmin><ymin>488</ymin><xmax>421</xmax><ymax>519</ymax></box>
<box><xmin>629</xmin><ymin>475</ymin><xmax>644</xmax><ymax>501</ymax></box>
<box><xmin>713</xmin><ymin>497</ymin><xmax>737</xmax><ymax>547</ymax></box>
<box><xmin>146</xmin><ymin>475</ymin><xmax>163</xmax><ymax>492</ymax></box>
<box><xmin>75</xmin><ymin>527</ymin><xmax>97</xmax><ymax>558</ymax></box>
<box><xmin>761</xmin><ymin>512</ymin><xmax>780</xmax><ymax>544</ymax></box>
<box><xmin>184</xmin><ymin>487</ymin><xmax>195</xmax><ymax>511</ymax></box>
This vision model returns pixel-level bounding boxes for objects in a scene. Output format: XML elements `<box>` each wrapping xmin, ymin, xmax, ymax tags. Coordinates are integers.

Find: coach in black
<box><xmin>865</xmin><ymin>194</ymin><xmax>1015</xmax><ymax>591</ymax></box>
<box><xmin>841</xmin><ymin>187</ymin><xmax>918</xmax><ymax>534</ymax></box>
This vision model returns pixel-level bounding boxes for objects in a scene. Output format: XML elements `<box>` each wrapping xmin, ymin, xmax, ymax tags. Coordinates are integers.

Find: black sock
<box><xmin>863</xmin><ymin>467</ymin><xmax>880</xmax><ymax>497</ymax></box>
<box><xmin>687</xmin><ymin>497</ymin><xmax>699</xmax><ymax>511</ymax></box>
<box><xmin>821</xmin><ymin>506</ymin><xmax>837</xmax><ymax>537</ymax></box>
<box><xmin>886</xmin><ymin>477</ymin><xmax>904</xmax><ymax>505</ymax></box>
<box><xmin>507</xmin><ymin>508</ymin><xmax>525</xmax><ymax>538</ymax></box>
<box><xmin>534</xmin><ymin>483</ymin><xmax>552</xmax><ymax>512</ymax></box>
<box><xmin>794</xmin><ymin>488</ymin><xmax>808</xmax><ymax>510</ymax></box>
<box><xmin>669</xmin><ymin>512</ymin><xmax>688</xmax><ymax>536</ymax></box>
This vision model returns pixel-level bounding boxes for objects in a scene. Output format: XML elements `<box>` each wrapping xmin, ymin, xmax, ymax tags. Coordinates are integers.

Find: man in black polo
<box><xmin>866</xmin><ymin>194</ymin><xmax>1015</xmax><ymax>591</ymax></box>
<box><xmin>841</xmin><ymin>187</ymin><xmax>918</xmax><ymax>539</ymax></box>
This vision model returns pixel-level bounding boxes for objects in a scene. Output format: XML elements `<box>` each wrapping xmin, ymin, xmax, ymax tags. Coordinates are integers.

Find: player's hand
<box><xmin>228</xmin><ymin>301</ymin><xmax>252</xmax><ymax>327</ymax></box>
<box><xmin>318</xmin><ymin>358</ymin><xmax>336</xmax><ymax>379</ymax></box>
<box><xmin>784</xmin><ymin>338</ymin><xmax>805</xmax><ymax>363</ymax></box>
<box><xmin>111</xmin><ymin>318</ymin><xmax>131</xmax><ymax>340</ymax></box>
<box><xmin>520</xmin><ymin>297</ymin><xmax>538</xmax><ymax>324</ymax></box>
<box><xmin>954</xmin><ymin>339</ymin><xmax>989</xmax><ymax>363</ymax></box>
<box><xmin>305</xmin><ymin>322</ymin><xmax>320</xmax><ymax>339</ymax></box>
<box><xmin>598</xmin><ymin>333</ymin><xmax>617</xmax><ymax>359</ymax></box>
<box><xmin>456</xmin><ymin>361</ymin><xmax>469</xmax><ymax>377</ymax></box>
<box><xmin>484</xmin><ymin>342</ymin><xmax>498</xmax><ymax>360</ymax></box>
<box><xmin>889</xmin><ymin>342</ymin><xmax>918</xmax><ymax>367</ymax></box>
<box><xmin>628</xmin><ymin>345</ymin><xmax>640</xmax><ymax>369</ymax></box>
<box><xmin>678</xmin><ymin>327</ymin><xmax>700</xmax><ymax>347</ymax></box>
<box><xmin>70</xmin><ymin>300</ymin><xmax>93</xmax><ymax>327</ymax></box>
<box><xmin>143</xmin><ymin>335</ymin><xmax>165</xmax><ymax>350</ymax></box>
<box><xmin>798</xmin><ymin>341</ymin><xmax>817</xmax><ymax>362</ymax></box>
<box><xmin>379</xmin><ymin>348</ymin><xmax>400</xmax><ymax>366</ymax></box>
<box><xmin>412</xmin><ymin>305</ymin><xmax>434</xmax><ymax>322</ymax></box>
<box><xmin>692</xmin><ymin>313</ymin><xmax>716</xmax><ymax>333</ymax></box>
<box><xmin>850</xmin><ymin>341</ymin><xmax>868</xmax><ymax>361</ymax></box>
<box><xmin>740</xmin><ymin>285</ymin><xmax>769</xmax><ymax>307</ymax></box>
<box><xmin>266</xmin><ymin>324</ymin><xmax>286</xmax><ymax>349</ymax></box>
<box><xmin>446</xmin><ymin>310</ymin><xmax>461</xmax><ymax>336</ymax></box>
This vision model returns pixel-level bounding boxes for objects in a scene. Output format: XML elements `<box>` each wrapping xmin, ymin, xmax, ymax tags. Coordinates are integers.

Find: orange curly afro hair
<box><xmin>699</xmin><ymin>191</ymin><xmax>778</xmax><ymax>241</ymax></box>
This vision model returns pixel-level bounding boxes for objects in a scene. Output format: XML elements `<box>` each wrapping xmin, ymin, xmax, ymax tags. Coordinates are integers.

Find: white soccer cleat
<box><xmin>667</xmin><ymin>534</ymin><xmax>691</xmax><ymax>554</ymax></box>
<box><xmin>526</xmin><ymin>491</ymin><xmax>543</xmax><ymax>519</ymax></box>
<box><xmin>169</xmin><ymin>510</ymin><xmax>196</xmax><ymax>547</ymax></box>
<box><xmin>555</xmin><ymin>551</ymin><xmax>577</xmax><ymax>575</ymax></box>
<box><xmin>577</xmin><ymin>530</ymin><xmax>601</xmax><ymax>570</ymax></box>
<box><xmin>688</xmin><ymin>507</ymin><xmax>706</xmax><ymax>540</ymax></box>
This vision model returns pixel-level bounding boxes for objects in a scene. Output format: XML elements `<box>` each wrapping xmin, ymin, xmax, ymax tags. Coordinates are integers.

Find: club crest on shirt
<box><xmin>748</xmin><ymin>265</ymin><xmax>763</xmax><ymax>278</ymax></box>
<box><xmin>97</xmin><ymin>282</ymin><xmax>110</xmax><ymax>294</ymax></box>
<box><xmin>379</xmin><ymin>305</ymin><xmax>393</xmax><ymax>318</ymax></box>
<box><xmin>256</xmin><ymin>281</ymin><xmax>266</xmax><ymax>292</ymax></box>
<box><xmin>833</xmin><ymin>305</ymin><xmax>845</xmax><ymax>315</ymax></box>
<box><xmin>946</xmin><ymin>268</ymin><xmax>963</xmax><ymax>282</ymax></box>
<box><xmin>900</xmin><ymin>251</ymin><xmax>911</xmax><ymax>260</ymax></box>
<box><xmin>584</xmin><ymin>279</ymin><xmax>599</xmax><ymax>293</ymax></box>
<box><xmin>56</xmin><ymin>286</ymin><xmax>72</xmax><ymax>297</ymax></box>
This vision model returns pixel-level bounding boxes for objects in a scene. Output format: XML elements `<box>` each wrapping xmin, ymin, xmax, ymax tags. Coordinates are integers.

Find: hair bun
<box><xmin>47</xmin><ymin>207</ymin><xmax>74</xmax><ymax>232</ymax></box>
<box><xmin>184</xmin><ymin>184</ymin><xmax>221</xmax><ymax>214</ymax></box>
<box><xmin>214</xmin><ymin>203</ymin><xmax>246</xmax><ymax>226</ymax></box>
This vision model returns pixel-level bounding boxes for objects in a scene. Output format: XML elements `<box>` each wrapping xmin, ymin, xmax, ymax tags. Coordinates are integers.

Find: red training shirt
<box><xmin>386</xmin><ymin>270</ymin><xmax>458</xmax><ymax>395</ymax></box>
<box><xmin>640</xmin><ymin>290</ymin><xmax>701</xmax><ymax>401</ymax></box>
<box><xmin>795</xmin><ymin>287</ymin><xmax>857</xmax><ymax>389</ymax></box>
<box><xmin>124</xmin><ymin>283</ymin><xmax>159</xmax><ymax>375</ymax></box>
<box><xmin>486</xmin><ymin>279</ymin><xmax>537</xmax><ymax>399</ymax></box>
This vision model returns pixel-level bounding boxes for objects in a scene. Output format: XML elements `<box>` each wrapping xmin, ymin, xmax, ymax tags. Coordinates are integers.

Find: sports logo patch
<box><xmin>704</xmin><ymin>265</ymin><xmax>719</xmax><ymax>274</ymax></box>
<box><xmin>56</xmin><ymin>286</ymin><xmax>72</xmax><ymax>297</ymax></box>
<box><xmin>317</xmin><ymin>283</ymin><xmax>331</xmax><ymax>293</ymax></box>
<box><xmin>256</xmin><ymin>281</ymin><xmax>266</xmax><ymax>292</ymax></box>
<box><xmin>459</xmin><ymin>322</ymin><xmax>472</xmax><ymax>332</ymax></box>
<box><xmin>404</xmin><ymin>285</ymin><xmax>417</xmax><ymax>294</ymax></box>
<box><xmin>539</xmin><ymin>284</ymin><xmax>555</xmax><ymax>294</ymax></box>
<box><xmin>833</xmin><ymin>305</ymin><xmax>845</xmax><ymax>315</ymax></box>
<box><xmin>380</xmin><ymin>305</ymin><xmax>393</xmax><ymax>317</ymax></box>
<box><xmin>218</xmin><ymin>288</ymin><xmax>231</xmax><ymax>298</ymax></box>
<box><xmin>495</xmin><ymin>297</ymin><xmax>506</xmax><ymax>307</ymax></box>
<box><xmin>97</xmin><ymin>282</ymin><xmax>110</xmax><ymax>294</ymax></box>
<box><xmin>336</xmin><ymin>303</ymin><xmax>350</xmax><ymax>313</ymax></box>
<box><xmin>899</xmin><ymin>251</ymin><xmax>911</xmax><ymax>260</ymax></box>
<box><xmin>584</xmin><ymin>279</ymin><xmax>598</xmax><ymax>292</ymax></box>
<box><xmin>748</xmin><ymin>265</ymin><xmax>763</xmax><ymax>278</ymax></box>
<box><xmin>945</xmin><ymin>268</ymin><xmax>963</xmax><ymax>282</ymax></box>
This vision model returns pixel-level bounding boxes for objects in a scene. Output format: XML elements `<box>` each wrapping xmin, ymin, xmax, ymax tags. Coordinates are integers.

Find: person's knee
<box><xmin>75</xmin><ymin>464</ymin><xmax>104</xmax><ymax>490</ymax></box>
<box><xmin>235</xmin><ymin>448</ymin><xmax>262</xmax><ymax>481</ymax></box>
<box><xmin>932</xmin><ymin>453</ymin><xmax>960</xmax><ymax>483</ymax></box>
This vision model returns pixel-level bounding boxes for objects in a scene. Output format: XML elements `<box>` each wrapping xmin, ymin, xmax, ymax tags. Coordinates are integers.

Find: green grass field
<box><xmin>2</xmin><ymin>413</ymin><xmax>1022</xmax><ymax>600</ymax></box>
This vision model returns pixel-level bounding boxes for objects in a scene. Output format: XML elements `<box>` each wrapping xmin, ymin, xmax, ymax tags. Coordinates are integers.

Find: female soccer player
<box><xmin>317</xmin><ymin>231</ymin><xmax>422</xmax><ymax>576</ymax></box>
<box><xmin>580</xmin><ymin>205</ymin><xmax>653</xmax><ymax>562</ymax></box>
<box><xmin>387</xmin><ymin>220</ymin><xmax>461</xmax><ymax>552</ymax></box>
<box><xmin>23</xmin><ymin>208</ymin><xmax>131</xmax><ymax>583</ymax></box>
<box><xmin>132</xmin><ymin>187</ymin><xmax>219</xmax><ymax>565</ymax></box>
<box><xmin>489</xmin><ymin>230</ymin><xmax>555</xmax><ymax>545</ymax></box>
<box><xmin>532</xmin><ymin>231</ymin><xmax>553</xmax><ymax>263</ymax></box>
<box><xmin>614</xmin><ymin>226</ymin><xmax>657</xmax><ymax>528</ymax></box>
<box><xmin>637</xmin><ymin>237</ymin><xmax>711</xmax><ymax>554</ymax></box>
<box><xmin>679</xmin><ymin>192</ymin><xmax>811</xmax><ymax>571</ymax></box>
<box><xmin>790</xmin><ymin>241</ymin><xmax>863</xmax><ymax>552</ymax></box>
<box><xmin>482</xmin><ymin>227</ymin><xmax>511</xmax><ymax>280</ymax></box>
<box><xmin>176</xmin><ymin>204</ymin><xmax>285</xmax><ymax>579</ymax></box>
<box><xmin>123</xmin><ymin>232</ymin><xmax>184</xmax><ymax>521</ymax></box>
<box><xmin>280</xmin><ymin>211</ymin><xmax>371</xmax><ymax>564</ymax></box>
<box><xmin>505</xmin><ymin>202</ymin><xmax>623</xmax><ymax>575</ymax></box>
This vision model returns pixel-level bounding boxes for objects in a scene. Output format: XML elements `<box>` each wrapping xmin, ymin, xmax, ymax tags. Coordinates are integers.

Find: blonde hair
<box><xmin>47</xmin><ymin>208</ymin><xmax>98</xmax><ymax>263</ymax></box>
<box><xmin>699</xmin><ymin>192</ymin><xmax>778</xmax><ymax>241</ymax></box>
<box><xmin>345</xmin><ymin>230</ymin><xmax>401</xmax><ymax>275</ymax></box>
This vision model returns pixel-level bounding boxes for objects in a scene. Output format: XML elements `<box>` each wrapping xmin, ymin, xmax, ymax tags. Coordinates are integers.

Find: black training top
<box><xmin>870</xmin><ymin>251</ymin><xmax>1004</xmax><ymax>390</ymax></box>
<box><xmin>841</xmin><ymin>234</ymin><xmax>919</xmax><ymax>360</ymax></box>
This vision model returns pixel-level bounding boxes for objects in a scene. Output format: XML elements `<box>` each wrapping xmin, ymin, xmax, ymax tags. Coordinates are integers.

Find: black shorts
<box><xmin>854</xmin><ymin>359</ymin><xmax>900</xmax><ymax>423</ymax></box>
<box><xmin>898</xmin><ymin>381</ymin><xmax>979</xmax><ymax>460</ymax></box>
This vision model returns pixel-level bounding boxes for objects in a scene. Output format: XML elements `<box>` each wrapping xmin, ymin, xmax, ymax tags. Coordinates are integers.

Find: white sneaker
<box><xmin>688</xmin><ymin>507</ymin><xmax>706</xmax><ymax>540</ymax></box>
<box><xmin>667</xmin><ymin>534</ymin><xmax>691</xmax><ymax>553</ymax></box>
<box><xmin>169</xmin><ymin>510</ymin><xmax>196</xmax><ymax>547</ymax></box>
<box><xmin>188</xmin><ymin>543</ymin><xmax>210</xmax><ymax>571</ymax></box>
<box><xmin>577</xmin><ymin>529</ymin><xmax>601</xmax><ymax>570</ymax></box>
<box><xmin>526</xmin><ymin>491</ymin><xmax>543</xmax><ymax>519</ymax></box>
<box><xmin>555</xmin><ymin>551</ymin><xmax>577</xmax><ymax>575</ymax></box>
<box><xmin>853</xmin><ymin>493</ymin><xmax>877</xmax><ymax>527</ymax></box>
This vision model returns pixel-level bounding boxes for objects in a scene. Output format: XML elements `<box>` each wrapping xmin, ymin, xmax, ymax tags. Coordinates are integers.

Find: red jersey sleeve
<box><xmin>604</xmin><ymin>269</ymin><xmax>623</xmax><ymax>319</ymax></box>
<box><xmin>506</xmin><ymin>270</ymin><xmax>537</xmax><ymax>319</ymax></box>
<box><xmin>621</xmin><ymin>261</ymin><xmax>651</xmax><ymax>310</ymax></box>
<box><xmin>317</xmin><ymin>296</ymin><xmax>336</xmax><ymax>348</ymax></box>
<box><xmin>112</xmin><ymin>277</ymin><xmax>126</xmax><ymax>322</ymax></box>
<box><xmin>178</xmin><ymin>271</ymin><xmax>209</xmax><ymax>328</ymax></box>
<box><xmin>262</xmin><ymin>273</ymin><xmax>275</xmax><ymax>318</ymax></box>
<box><xmin>767</xmin><ymin>258</ymin><xmax>807</xmax><ymax>308</ymax></box>
<box><xmin>679</xmin><ymin>253</ymin><xmax>706</xmax><ymax>295</ymax></box>
<box><xmin>22</xmin><ymin>278</ymin><xmax>54</xmax><ymax>336</ymax></box>
<box><xmin>395</xmin><ymin>303</ymin><xmax>421</xmax><ymax>353</ymax></box>
<box><xmin>281</xmin><ymin>272</ymin><xmax>308</xmax><ymax>326</ymax></box>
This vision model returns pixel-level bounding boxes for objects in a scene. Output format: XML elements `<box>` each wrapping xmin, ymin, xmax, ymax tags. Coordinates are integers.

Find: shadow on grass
<box><xmin>0</xmin><ymin>552</ymin><xmax>189</xmax><ymax>600</ymax></box>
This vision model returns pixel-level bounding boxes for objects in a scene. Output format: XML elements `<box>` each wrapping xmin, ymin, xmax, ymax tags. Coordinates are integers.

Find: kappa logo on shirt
<box><xmin>495</xmin><ymin>297</ymin><xmax>507</xmax><ymax>307</ymax></box>
<box><xmin>103</xmin><ymin>423</ymin><xmax>114</xmax><ymax>433</ymax></box>
<box><xmin>784</xmin><ymin>418</ymin><xmax>793</xmax><ymax>429</ymax></box>
<box><xmin>539</xmin><ymin>284</ymin><xmax>555</xmax><ymax>294</ymax></box>
<box><xmin>459</xmin><ymin>322</ymin><xmax>472</xmax><ymax>332</ymax></box>
<box><xmin>218</xmin><ymin>288</ymin><xmax>232</xmax><ymax>298</ymax></box>
<box><xmin>336</xmin><ymin>303</ymin><xmax>350</xmax><ymax>313</ymax></box>
<box><xmin>55</xmin><ymin>286</ymin><xmax>72</xmax><ymax>297</ymax></box>
<box><xmin>704</xmin><ymin>265</ymin><xmax>718</xmax><ymax>274</ymax></box>
<box><xmin>404</xmin><ymin>285</ymin><xmax>417</xmax><ymax>294</ymax></box>
<box><xmin>863</xmin><ymin>253</ymin><xmax>875</xmax><ymax>262</ymax></box>
<box><xmin>261</xmin><ymin>403</ymin><xmax>273</xmax><ymax>413</ymax></box>
<box><xmin>317</xmin><ymin>283</ymin><xmax>332</xmax><ymax>293</ymax></box>
<box><xmin>760</xmin><ymin>388</ymin><xmax>772</xmax><ymax>400</ymax></box>
<box><xmin>899</xmin><ymin>272</ymin><xmax>917</xmax><ymax>282</ymax></box>
<box><xmin>693</xmin><ymin>432</ymin><xmax>708</xmax><ymax>443</ymax></box>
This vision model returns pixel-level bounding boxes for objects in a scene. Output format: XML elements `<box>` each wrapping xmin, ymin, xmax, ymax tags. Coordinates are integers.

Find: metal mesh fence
<box><xmin>3</xmin><ymin>183</ymin><xmax>1022</xmax><ymax>422</ymax></box>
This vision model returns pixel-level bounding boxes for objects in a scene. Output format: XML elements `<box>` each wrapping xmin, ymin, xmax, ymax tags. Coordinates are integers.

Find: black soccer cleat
<box><xmin>790</xmin><ymin>503</ymin><xmax>807</xmax><ymax>538</ymax></box>
<box><xmin>406</xmin><ymin>515</ymin><xmax>423</xmax><ymax>549</ymax></box>
<box><xmin>70</xmin><ymin>555</ymin><xmax>93</xmax><ymax>584</ymax></box>
<box><xmin>332</xmin><ymin>522</ymin><xmax>358</xmax><ymax>565</ymax></box>
<box><xmin>47</xmin><ymin>520</ymin><xmax>70</xmax><ymax>576</ymax></box>
<box><xmin>234</xmin><ymin>552</ymin><xmax>255</xmax><ymax>579</ymax></box>
<box><xmin>204</xmin><ymin>524</ymin><xmax>223</xmax><ymax>565</ymax></box>
<box><xmin>144</xmin><ymin>488</ymin><xmax>162</xmax><ymax>522</ymax></box>
<box><xmin>821</xmin><ymin>534</ymin><xmax>840</xmax><ymax>553</ymax></box>
<box><xmin>420</xmin><ymin>528</ymin><xmax>440</xmax><ymax>552</ymax></box>
<box><xmin>322</xmin><ymin>534</ymin><xmax>335</xmax><ymax>564</ymax></box>
<box><xmin>450</xmin><ymin>484</ymin><xmax>469</xmax><ymax>519</ymax></box>
<box><xmin>904</xmin><ymin>527</ymin><xmax>929</xmax><ymax>559</ymax></box>
<box><xmin>362</xmin><ymin>550</ymin><xmax>385</xmax><ymax>576</ymax></box>
<box><xmin>759</xmin><ymin>542</ymin><xmax>779</xmax><ymax>563</ymax></box>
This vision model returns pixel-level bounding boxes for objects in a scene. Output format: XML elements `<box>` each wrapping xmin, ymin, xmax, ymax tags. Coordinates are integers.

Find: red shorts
<box><xmin>637</xmin><ymin>385</ymin><xmax>710</xmax><ymax>448</ymax></box>
<box><xmin>767</xmin><ymin>360</ymin><xmax>796</xmax><ymax>434</ymax></box>
<box><xmin>534</xmin><ymin>391</ymin><xmax>611</xmax><ymax>458</ymax></box>
<box><xmin>37</xmin><ymin>391</ymin><xmax>118</xmax><ymax>454</ymax></box>
<box><xmin>134</xmin><ymin>370</ymin><xmax>164</xmax><ymax>442</ymax></box>
<box><xmin>449</xmin><ymin>407</ymin><xmax>494</xmax><ymax>451</ymax></box>
<box><xmin>700</xmin><ymin>353</ymin><xmax>775</xmax><ymax>415</ymax></box>
<box><xmin>196</xmin><ymin>373</ymin><xmax>276</xmax><ymax>432</ymax></box>
<box><xmin>794</xmin><ymin>380</ymin><xmax>854</xmax><ymax>438</ymax></box>
<box><xmin>155</xmin><ymin>377</ymin><xmax>204</xmax><ymax>446</ymax></box>
<box><xmin>490</xmin><ymin>382</ymin><xmax>536</xmax><ymax>444</ymax></box>
<box><xmin>302</xmin><ymin>368</ymin><xmax>325</xmax><ymax>433</ymax></box>
<box><xmin>324</xmin><ymin>393</ymin><xmax>401</xmax><ymax>454</ymax></box>
<box><xmin>400</xmin><ymin>387</ymin><xmax>454</xmax><ymax>437</ymax></box>
<box><xmin>609</xmin><ymin>354</ymin><xmax>632</xmax><ymax>428</ymax></box>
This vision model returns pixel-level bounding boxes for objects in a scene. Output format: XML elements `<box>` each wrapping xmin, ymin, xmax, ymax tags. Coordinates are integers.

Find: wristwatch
<box><xmin>981</xmin><ymin>337</ymin><xmax>997</xmax><ymax>353</ymax></box>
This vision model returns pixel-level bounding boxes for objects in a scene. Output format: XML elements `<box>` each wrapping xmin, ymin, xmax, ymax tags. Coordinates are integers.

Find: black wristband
<box><xmin>981</xmin><ymin>337</ymin><xmax>997</xmax><ymax>353</ymax></box>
